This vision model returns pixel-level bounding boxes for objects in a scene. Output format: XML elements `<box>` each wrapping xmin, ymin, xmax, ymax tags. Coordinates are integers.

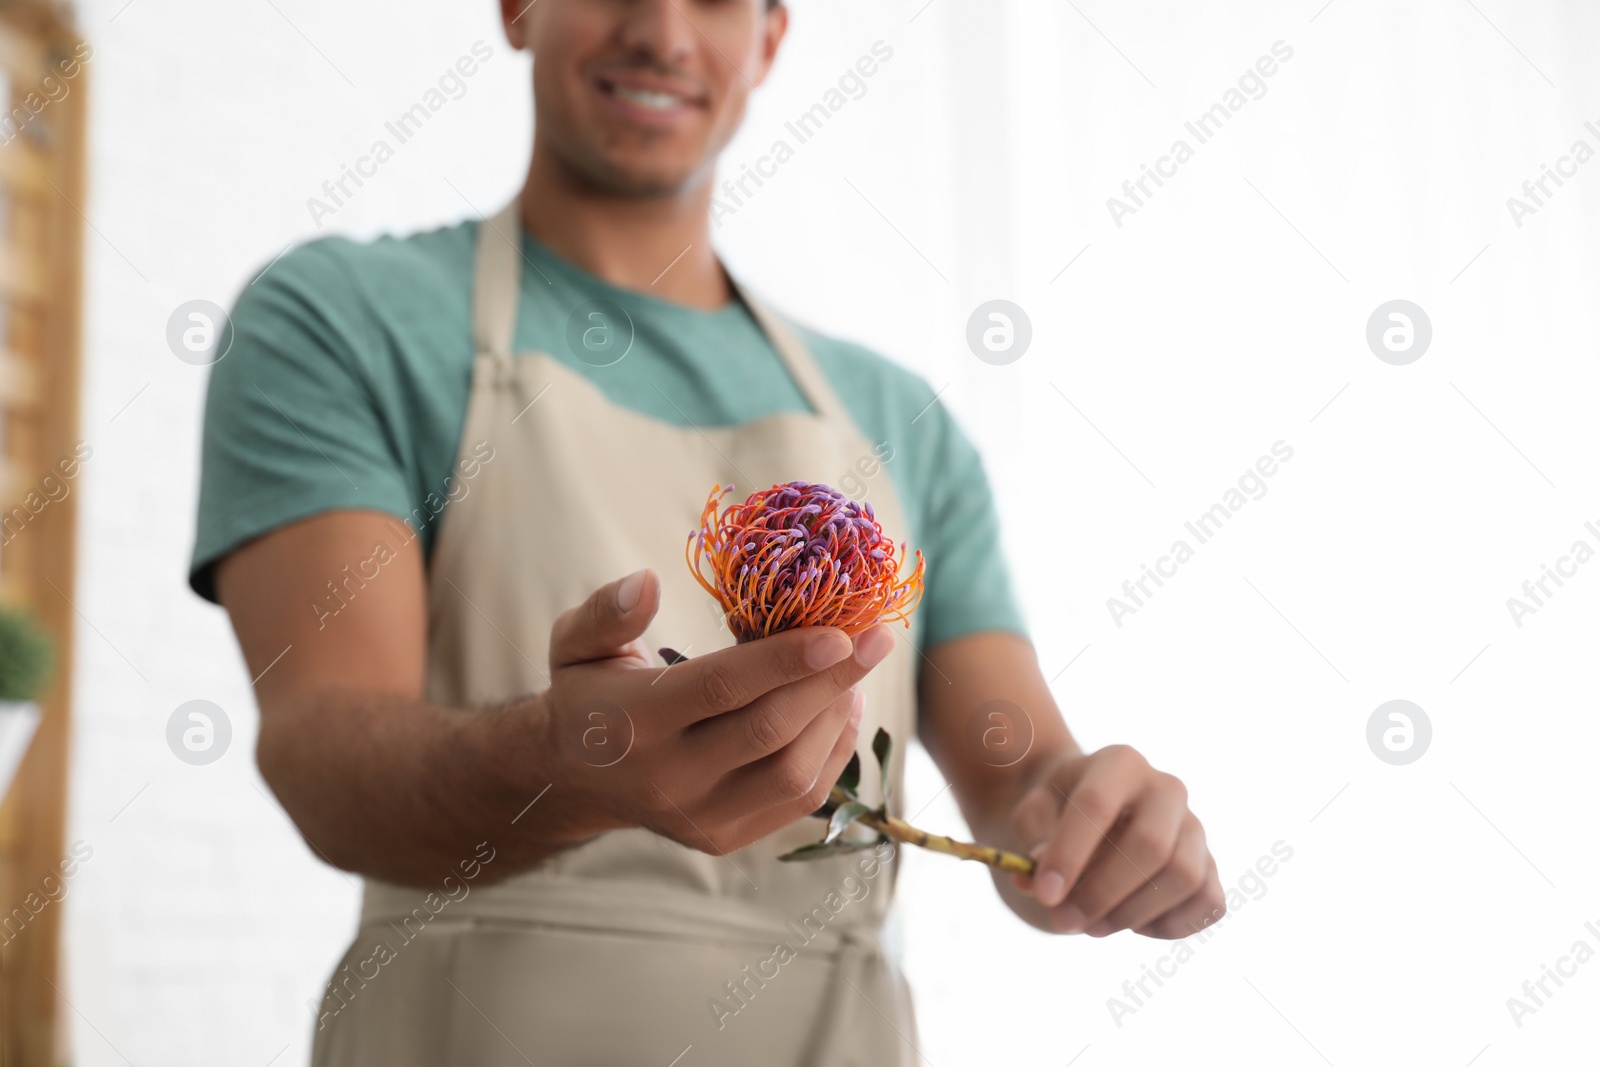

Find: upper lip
<box><xmin>594</xmin><ymin>71</ymin><xmax>708</xmax><ymax>107</ymax></box>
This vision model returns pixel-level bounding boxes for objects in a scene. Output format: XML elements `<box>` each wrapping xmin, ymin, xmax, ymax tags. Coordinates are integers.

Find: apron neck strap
<box><xmin>730</xmin><ymin>279</ymin><xmax>852</xmax><ymax>424</ymax></box>
<box><xmin>472</xmin><ymin>197</ymin><xmax>524</xmax><ymax>364</ymax></box>
<box><xmin>471</xmin><ymin>197</ymin><xmax>853</xmax><ymax>425</ymax></box>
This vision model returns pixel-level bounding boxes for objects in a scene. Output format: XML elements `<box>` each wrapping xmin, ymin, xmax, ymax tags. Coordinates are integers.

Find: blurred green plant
<box><xmin>0</xmin><ymin>608</ymin><xmax>53</xmax><ymax>703</ymax></box>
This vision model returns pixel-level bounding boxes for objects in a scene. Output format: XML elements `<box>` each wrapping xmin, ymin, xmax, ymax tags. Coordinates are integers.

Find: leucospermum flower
<box><xmin>687</xmin><ymin>481</ymin><xmax>925</xmax><ymax>643</ymax></box>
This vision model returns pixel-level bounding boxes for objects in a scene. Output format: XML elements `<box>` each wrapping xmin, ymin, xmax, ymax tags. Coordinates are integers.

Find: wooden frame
<box><xmin>0</xmin><ymin>3</ymin><xmax>87</xmax><ymax>1064</ymax></box>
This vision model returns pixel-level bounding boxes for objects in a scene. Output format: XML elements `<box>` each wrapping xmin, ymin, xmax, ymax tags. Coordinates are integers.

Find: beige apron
<box><xmin>308</xmin><ymin>199</ymin><xmax>924</xmax><ymax>1066</ymax></box>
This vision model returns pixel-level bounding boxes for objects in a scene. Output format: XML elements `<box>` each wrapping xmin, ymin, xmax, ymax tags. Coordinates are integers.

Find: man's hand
<box><xmin>537</xmin><ymin>567</ymin><xmax>894</xmax><ymax>856</ymax></box>
<box><xmin>1007</xmin><ymin>745</ymin><xmax>1225</xmax><ymax>939</ymax></box>
<box><xmin>219</xmin><ymin>509</ymin><xmax>894</xmax><ymax>886</ymax></box>
<box><xmin>916</xmin><ymin>632</ymin><xmax>1223</xmax><ymax>942</ymax></box>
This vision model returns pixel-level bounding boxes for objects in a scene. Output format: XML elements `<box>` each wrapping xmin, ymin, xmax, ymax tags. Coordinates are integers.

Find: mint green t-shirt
<box><xmin>190</xmin><ymin>218</ymin><xmax>1028</xmax><ymax>654</ymax></box>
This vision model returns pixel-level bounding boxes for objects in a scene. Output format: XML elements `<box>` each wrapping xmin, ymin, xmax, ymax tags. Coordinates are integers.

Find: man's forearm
<box><xmin>256</xmin><ymin>688</ymin><xmax>611</xmax><ymax>888</ymax></box>
<box><xmin>958</xmin><ymin>740</ymin><xmax>1084</xmax><ymax>933</ymax></box>
<box><xmin>916</xmin><ymin>631</ymin><xmax>1090</xmax><ymax>931</ymax></box>
<box><xmin>971</xmin><ymin>734</ymin><xmax>1074</xmax><ymax>816</ymax></box>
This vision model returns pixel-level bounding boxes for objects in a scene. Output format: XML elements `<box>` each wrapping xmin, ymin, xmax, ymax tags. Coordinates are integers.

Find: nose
<box><xmin>617</xmin><ymin>0</ymin><xmax>699</xmax><ymax>68</ymax></box>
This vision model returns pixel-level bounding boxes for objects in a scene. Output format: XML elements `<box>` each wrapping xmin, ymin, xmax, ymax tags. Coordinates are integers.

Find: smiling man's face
<box><xmin>511</xmin><ymin>0</ymin><xmax>786</xmax><ymax>196</ymax></box>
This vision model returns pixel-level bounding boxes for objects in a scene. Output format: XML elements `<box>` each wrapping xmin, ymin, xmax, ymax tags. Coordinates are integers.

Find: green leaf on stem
<box><xmin>838</xmin><ymin>751</ymin><xmax>862</xmax><ymax>796</ymax></box>
<box><xmin>777</xmin><ymin>838</ymin><xmax>883</xmax><ymax>863</ymax></box>
<box><xmin>824</xmin><ymin>801</ymin><xmax>872</xmax><ymax>844</ymax></box>
<box><xmin>872</xmin><ymin>727</ymin><xmax>893</xmax><ymax>806</ymax></box>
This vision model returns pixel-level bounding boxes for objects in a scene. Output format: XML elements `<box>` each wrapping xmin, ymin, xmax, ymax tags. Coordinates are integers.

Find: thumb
<box><xmin>1009</xmin><ymin>784</ymin><xmax>1060</xmax><ymax>856</ymax></box>
<box><xmin>1007</xmin><ymin>784</ymin><xmax>1059</xmax><ymax>892</ymax></box>
<box><xmin>549</xmin><ymin>568</ymin><xmax>659</xmax><ymax>668</ymax></box>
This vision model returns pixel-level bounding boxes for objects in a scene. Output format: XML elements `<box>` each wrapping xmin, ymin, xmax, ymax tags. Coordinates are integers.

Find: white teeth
<box><xmin>612</xmin><ymin>86</ymin><xmax>683</xmax><ymax>110</ymax></box>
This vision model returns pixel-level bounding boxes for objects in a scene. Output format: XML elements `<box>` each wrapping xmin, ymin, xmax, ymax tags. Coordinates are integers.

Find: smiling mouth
<box><xmin>596</xmin><ymin>76</ymin><xmax>703</xmax><ymax>113</ymax></box>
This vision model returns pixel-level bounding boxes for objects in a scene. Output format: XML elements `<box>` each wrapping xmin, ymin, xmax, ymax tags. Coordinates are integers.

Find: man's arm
<box><xmin>217</xmin><ymin>509</ymin><xmax>599</xmax><ymax>886</ymax></box>
<box><xmin>917</xmin><ymin>632</ymin><xmax>1226</xmax><ymax>939</ymax></box>
<box><xmin>219</xmin><ymin>508</ymin><xmax>889</xmax><ymax>889</ymax></box>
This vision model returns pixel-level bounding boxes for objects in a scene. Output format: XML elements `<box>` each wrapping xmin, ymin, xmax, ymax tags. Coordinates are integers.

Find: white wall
<box><xmin>65</xmin><ymin>0</ymin><xmax>1600</xmax><ymax>1063</ymax></box>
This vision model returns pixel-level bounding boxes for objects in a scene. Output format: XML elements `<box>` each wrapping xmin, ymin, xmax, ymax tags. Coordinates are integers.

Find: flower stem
<box><xmin>829</xmin><ymin>787</ymin><xmax>1037</xmax><ymax>876</ymax></box>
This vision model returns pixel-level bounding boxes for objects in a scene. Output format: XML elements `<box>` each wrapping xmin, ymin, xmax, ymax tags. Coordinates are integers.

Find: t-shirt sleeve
<box><xmin>912</xmin><ymin>396</ymin><xmax>1031</xmax><ymax>652</ymax></box>
<box><xmin>189</xmin><ymin>240</ymin><xmax>415</xmax><ymax>603</ymax></box>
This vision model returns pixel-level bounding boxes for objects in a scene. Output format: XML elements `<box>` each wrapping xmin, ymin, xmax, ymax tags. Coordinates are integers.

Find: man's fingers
<box><xmin>1063</xmin><ymin>772</ymin><xmax>1188</xmax><ymax>928</ymax></box>
<box><xmin>549</xmin><ymin>568</ymin><xmax>660</xmax><ymax>668</ymax></box>
<box><xmin>1132</xmin><ymin>855</ymin><xmax>1226</xmax><ymax>940</ymax></box>
<box><xmin>653</xmin><ymin>625</ymin><xmax>860</xmax><ymax>725</ymax></box>
<box><xmin>1020</xmin><ymin>746</ymin><xmax>1146</xmax><ymax>911</ymax></box>
<box><xmin>685</xmin><ymin>626</ymin><xmax>892</xmax><ymax>763</ymax></box>
<box><xmin>709</xmin><ymin>686</ymin><xmax>864</xmax><ymax>822</ymax></box>
<box><xmin>1092</xmin><ymin>815</ymin><xmax>1211</xmax><ymax>935</ymax></box>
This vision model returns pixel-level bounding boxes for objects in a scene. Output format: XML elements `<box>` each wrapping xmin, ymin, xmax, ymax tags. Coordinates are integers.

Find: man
<box><xmin>193</xmin><ymin>0</ymin><xmax>1224</xmax><ymax>1062</ymax></box>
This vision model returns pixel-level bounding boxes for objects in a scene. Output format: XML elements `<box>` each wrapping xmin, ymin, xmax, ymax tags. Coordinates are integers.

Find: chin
<box><xmin>583</xmin><ymin>151</ymin><xmax>706</xmax><ymax>198</ymax></box>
